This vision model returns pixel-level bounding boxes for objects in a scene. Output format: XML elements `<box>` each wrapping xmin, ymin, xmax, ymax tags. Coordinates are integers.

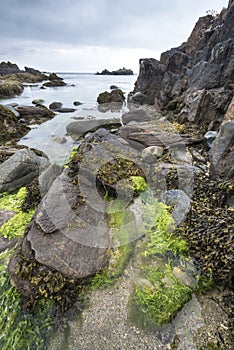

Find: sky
<box><xmin>0</xmin><ymin>0</ymin><xmax>228</xmax><ymax>73</ymax></box>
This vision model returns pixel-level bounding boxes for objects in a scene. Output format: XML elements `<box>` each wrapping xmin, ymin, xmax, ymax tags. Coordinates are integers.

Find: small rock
<box><xmin>32</xmin><ymin>99</ymin><xmax>45</xmax><ymax>105</ymax></box>
<box><xmin>191</xmin><ymin>149</ymin><xmax>206</xmax><ymax>163</ymax></box>
<box><xmin>97</xmin><ymin>89</ymin><xmax>125</xmax><ymax>104</ymax></box>
<box><xmin>51</xmin><ymin>135</ymin><xmax>67</xmax><ymax>144</ymax></box>
<box><xmin>49</xmin><ymin>102</ymin><xmax>63</xmax><ymax>111</ymax></box>
<box><xmin>169</xmin><ymin>144</ymin><xmax>192</xmax><ymax>164</ymax></box>
<box><xmin>204</xmin><ymin>131</ymin><xmax>218</xmax><ymax>149</ymax></box>
<box><xmin>161</xmin><ymin>189</ymin><xmax>191</xmax><ymax>226</ymax></box>
<box><xmin>110</xmin><ymin>85</ymin><xmax>119</xmax><ymax>90</ymax></box>
<box><xmin>4</xmin><ymin>104</ymin><xmax>20</xmax><ymax>118</ymax></box>
<box><xmin>18</xmin><ymin>118</ymin><xmax>26</xmax><ymax>124</ymax></box>
<box><xmin>56</xmin><ymin>107</ymin><xmax>76</xmax><ymax>113</ymax></box>
<box><xmin>142</xmin><ymin>146</ymin><xmax>164</xmax><ymax>163</ymax></box>
<box><xmin>73</xmin><ymin>101</ymin><xmax>82</xmax><ymax>106</ymax></box>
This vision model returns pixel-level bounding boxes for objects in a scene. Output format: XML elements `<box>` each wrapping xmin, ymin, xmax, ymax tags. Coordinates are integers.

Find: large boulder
<box><xmin>43</xmin><ymin>73</ymin><xmax>66</xmax><ymax>87</ymax></box>
<box><xmin>97</xmin><ymin>89</ymin><xmax>125</xmax><ymax>104</ymax></box>
<box><xmin>0</xmin><ymin>148</ymin><xmax>50</xmax><ymax>193</ymax></box>
<box><xmin>122</xmin><ymin>109</ymin><xmax>150</xmax><ymax>125</ymax></box>
<box><xmin>25</xmin><ymin>173</ymin><xmax>109</xmax><ymax>279</ymax></box>
<box><xmin>0</xmin><ymin>77</ymin><xmax>24</xmax><ymax>97</ymax></box>
<box><xmin>209</xmin><ymin>121</ymin><xmax>234</xmax><ymax>180</ymax></box>
<box><xmin>66</xmin><ymin>118</ymin><xmax>121</xmax><ymax>140</ymax></box>
<box><xmin>118</xmin><ymin>122</ymin><xmax>201</xmax><ymax>148</ymax></box>
<box><xmin>8</xmin><ymin>129</ymin><xmax>147</xmax><ymax>286</ymax></box>
<box><xmin>15</xmin><ymin>105</ymin><xmax>55</xmax><ymax>123</ymax></box>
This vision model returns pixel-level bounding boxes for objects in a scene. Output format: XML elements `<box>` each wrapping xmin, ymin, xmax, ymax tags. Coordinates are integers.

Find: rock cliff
<box><xmin>129</xmin><ymin>1</ymin><xmax>234</xmax><ymax>131</ymax></box>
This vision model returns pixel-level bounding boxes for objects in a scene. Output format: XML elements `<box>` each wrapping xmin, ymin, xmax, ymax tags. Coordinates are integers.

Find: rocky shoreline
<box><xmin>0</xmin><ymin>1</ymin><xmax>233</xmax><ymax>349</ymax></box>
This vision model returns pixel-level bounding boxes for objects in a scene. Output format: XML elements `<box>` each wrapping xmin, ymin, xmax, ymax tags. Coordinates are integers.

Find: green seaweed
<box><xmin>0</xmin><ymin>187</ymin><xmax>35</xmax><ymax>239</ymax></box>
<box><xmin>142</xmin><ymin>195</ymin><xmax>188</xmax><ymax>257</ymax></box>
<box><xmin>128</xmin><ymin>194</ymin><xmax>193</xmax><ymax>329</ymax></box>
<box><xmin>0</xmin><ymin>210</ymin><xmax>35</xmax><ymax>239</ymax></box>
<box><xmin>0</xmin><ymin>250</ymin><xmax>54</xmax><ymax>350</ymax></box>
<box><xmin>90</xmin><ymin>200</ymin><xmax>135</xmax><ymax>290</ymax></box>
<box><xmin>129</xmin><ymin>265</ymin><xmax>192</xmax><ymax>328</ymax></box>
<box><xmin>130</xmin><ymin>176</ymin><xmax>147</xmax><ymax>194</ymax></box>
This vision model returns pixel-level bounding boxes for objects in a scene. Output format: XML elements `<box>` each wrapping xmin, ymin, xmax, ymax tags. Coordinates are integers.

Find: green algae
<box><xmin>0</xmin><ymin>250</ymin><xmax>54</xmax><ymax>350</ymax></box>
<box><xmin>128</xmin><ymin>194</ymin><xmax>194</xmax><ymax>329</ymax></box>
<box><xmin>90</xmin><ymin>200</ymin><xmax>136</xmax><ymax>290</ymax></box>
<box><xmin>0</xmin><ymin>187</ymin><xmax>35</xmax><ymax>239</ymax></box>
<box><xmin>130</xmin><ymin>176</ymin><xmax>147</xmax><ymax>194</ymax></box>
<box><xmin>129</xmin><ymin>264</ymin><xmax>192</xmax><ymax>329</ymax></box>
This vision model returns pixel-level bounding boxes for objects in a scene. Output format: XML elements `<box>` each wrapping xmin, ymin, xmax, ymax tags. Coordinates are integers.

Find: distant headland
<box><xmin>96</xmin><ymin>67</ymin><xmax>134</xmax><ymax>75</ymax></box>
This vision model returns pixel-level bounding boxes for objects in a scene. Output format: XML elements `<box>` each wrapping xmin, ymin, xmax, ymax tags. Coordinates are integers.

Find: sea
<box><xmin>1</xmin><ymin>73</ymin><xmax>137</xmax><ymax>163</ymax></box>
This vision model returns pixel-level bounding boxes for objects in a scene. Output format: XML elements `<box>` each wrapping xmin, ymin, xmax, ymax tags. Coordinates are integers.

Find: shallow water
<box><xmin>1</xmin><ymin>73</ymin><xmax>136</xmax><ymax>162</ymax></box>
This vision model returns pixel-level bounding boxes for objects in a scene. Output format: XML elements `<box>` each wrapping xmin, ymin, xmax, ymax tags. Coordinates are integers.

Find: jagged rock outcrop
<box><xmin>43</xmin><ymin>73</ymin><xmax>66</xmax><ymax>87</ymax></box>
<box><xmin>129</xmin><ymin>1</ymin><xmax>234</xmax><ymax>130</ymax></box>
<box><xmin>0</xmin><ymin>61</ymin><xmax>21</xmax><ymax>75</ymax></box>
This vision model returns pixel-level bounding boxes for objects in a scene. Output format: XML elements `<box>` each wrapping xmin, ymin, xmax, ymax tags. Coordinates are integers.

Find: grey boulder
<box><xmin>0</xmin><ymin>149</ymin><xmax>50</xmax><ymax>193</ymax></box>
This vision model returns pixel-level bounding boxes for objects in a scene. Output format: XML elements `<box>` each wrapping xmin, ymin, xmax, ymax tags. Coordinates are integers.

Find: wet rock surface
<box><xmin>15</xmin><ymin>105</ymin><xmax>55</xmax><ymax>123</ymax></box>
<box><xmin>0</xmin><ymin>209</ymin><xmax>16</xmax><ymax>227</ymax></box>
<box><xmin>66</xmin><ymin>118</ymin><xmax>121</xmax><ymax>140</ymax></box>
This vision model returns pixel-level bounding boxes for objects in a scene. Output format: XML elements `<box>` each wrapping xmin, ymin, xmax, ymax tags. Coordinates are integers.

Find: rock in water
<box><xmin>16</xmin><ymin>105</ymin><xmax>55</xmax><ymax>123</ymax></box>
<box><xmin>97</xmin><ymin>89</ymin><xmax>125</xmax><ymax>104</ymax></box>
<box><xmin>66</xmin><ymin>118</ymin><xmax>121</xmax><ymax>140</ymax></box>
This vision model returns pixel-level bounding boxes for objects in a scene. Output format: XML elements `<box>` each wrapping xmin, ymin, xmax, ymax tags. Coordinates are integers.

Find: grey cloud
<box><xmin>0</xmin><ymin>0</ymin><xmax>227</xmax><ymax>50</ymax></box>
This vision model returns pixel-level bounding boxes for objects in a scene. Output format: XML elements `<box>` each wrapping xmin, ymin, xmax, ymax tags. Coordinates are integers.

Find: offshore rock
<box><xmin>96</xmin><ymin>68</ymin><xmax>133</xmax><ymax>75</ymax></box>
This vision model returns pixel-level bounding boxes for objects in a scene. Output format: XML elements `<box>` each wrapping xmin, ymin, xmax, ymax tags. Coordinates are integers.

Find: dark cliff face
<box><xmin>129</xmin><ymin>1</ymin><xmax>234</xmax><ymax>130</ymax></box>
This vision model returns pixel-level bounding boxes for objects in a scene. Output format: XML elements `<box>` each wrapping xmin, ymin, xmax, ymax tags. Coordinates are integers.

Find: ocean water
<box><xmin>1</xmin><ymin>73</ymin><xmax>137</xmax><ymax>163</ymax></box>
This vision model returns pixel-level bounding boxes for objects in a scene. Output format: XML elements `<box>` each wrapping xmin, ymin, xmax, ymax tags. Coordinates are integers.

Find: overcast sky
<box><xmin>0</xmin><ymin>0</ymin><xmax>228</xmax><ymax>73</ymax></box>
